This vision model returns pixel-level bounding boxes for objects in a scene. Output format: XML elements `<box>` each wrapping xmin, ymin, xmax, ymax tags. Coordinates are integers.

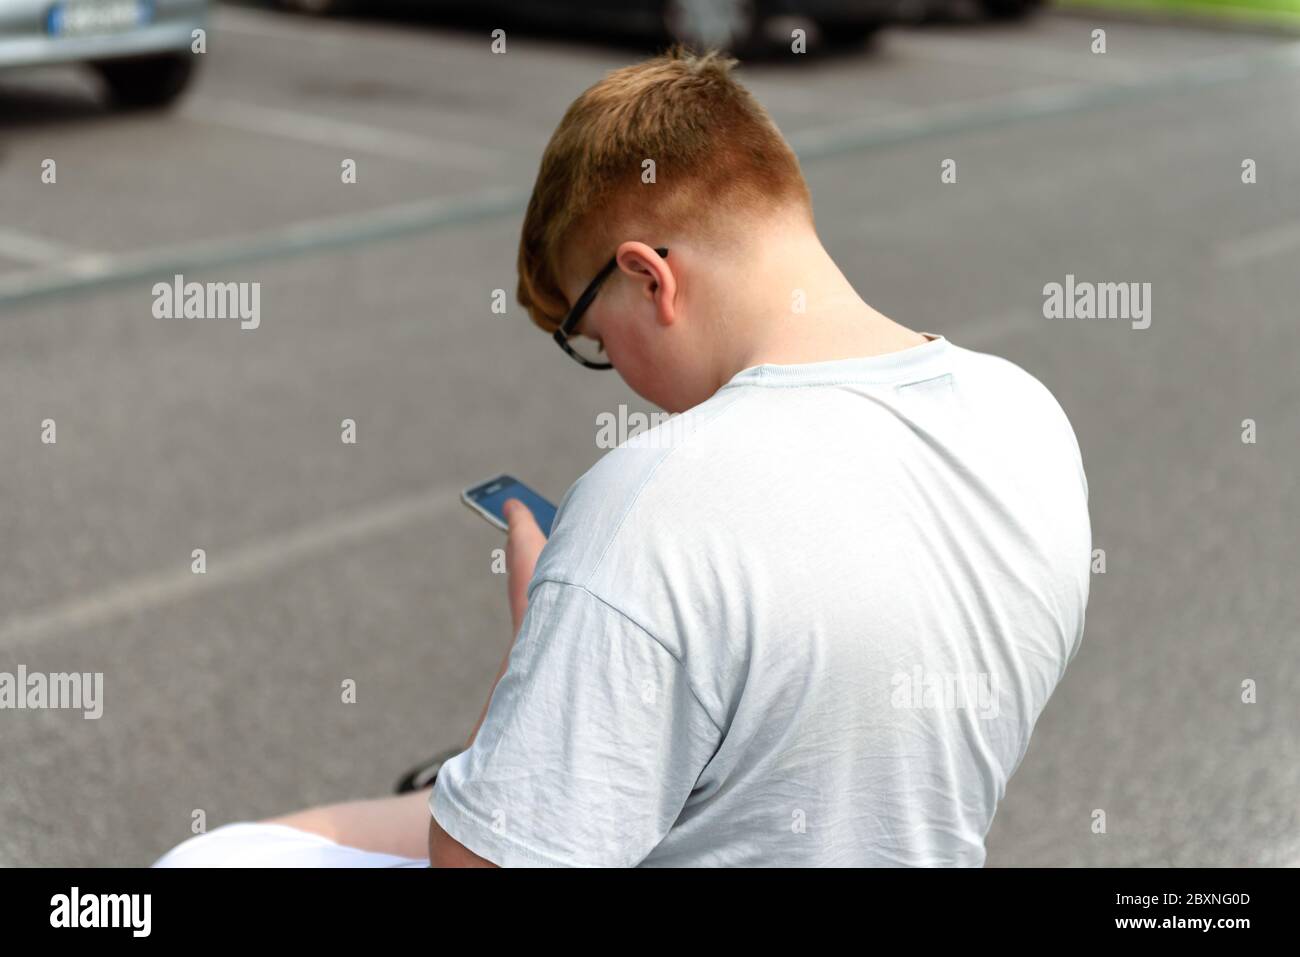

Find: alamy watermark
<box><xmin>596</xmin><ymin>404</ymin><xmax>689</xmax><ymax>450</ymax></box>
<box><xmin>152</xmin><ymin>274</ymin><xmax>260</xmax><ymax>330</ymax></box>
<box><xmin>1043</xmin><ymin>274</ymin><xmax>1151</xmax><ymax>330</ymax></box>
<box><xmin>50</xmin><ymin>887</ymin><xmax>149</xmax><ymax>937</ymax></box>
<box><xmin>890</xmin><ymin>666</ymin><xmax>1000</xmax><ymax>719</ymax></box>
<box><xmin>0</xmin><ymin>666</ymin><xmax>103</xmax><ymax>719</ymax></box>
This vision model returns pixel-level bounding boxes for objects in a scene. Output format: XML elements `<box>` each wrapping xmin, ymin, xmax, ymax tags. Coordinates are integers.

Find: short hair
<box><xmin>516</xmin><ymin>46</ymin><xmax>813</xmax><ymax>332</ymax></box>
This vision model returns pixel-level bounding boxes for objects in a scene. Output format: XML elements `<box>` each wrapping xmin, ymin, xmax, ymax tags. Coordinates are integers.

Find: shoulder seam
<box><xmin>580</xmin><ymin>394</ymin><xmax>752</xmax><ymax>592</ymax></box>
<box><xmin>532</xmin><ymin>577</ymin><xmax>727</xmax><ymax>737</ymax></box>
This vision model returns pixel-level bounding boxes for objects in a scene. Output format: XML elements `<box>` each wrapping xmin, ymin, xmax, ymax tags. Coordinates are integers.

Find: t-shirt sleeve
<box><xmin>429</xmin><ymin>579</ymin><xmax>722</xmax><ymax>867</ymax></box>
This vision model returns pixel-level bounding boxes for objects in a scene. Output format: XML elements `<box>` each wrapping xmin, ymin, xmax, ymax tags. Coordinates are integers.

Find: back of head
<box><xmin>517</xmin><ymin>47</ymin><xmax>813</xmax><ymax>332</ymax></box>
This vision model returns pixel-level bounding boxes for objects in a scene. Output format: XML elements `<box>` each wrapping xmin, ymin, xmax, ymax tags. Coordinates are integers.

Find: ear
<box><xmin>615</xmin><ymin>242</ymin><xmax>676</xmax><ymax>328</ymax></box>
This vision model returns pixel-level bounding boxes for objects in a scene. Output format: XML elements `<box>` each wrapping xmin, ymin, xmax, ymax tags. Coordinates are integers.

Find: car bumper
<box><xmin>0</xmin><ymin>0</ymin><xmax>208</xmax><ymax>69</ymax></box>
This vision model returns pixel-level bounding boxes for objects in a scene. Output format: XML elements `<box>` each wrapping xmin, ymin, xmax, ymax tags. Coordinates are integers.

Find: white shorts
<box><xmin>152</xmin><ymin>822</ymin><xmax>428</xmax><ymax>868</ymax></box>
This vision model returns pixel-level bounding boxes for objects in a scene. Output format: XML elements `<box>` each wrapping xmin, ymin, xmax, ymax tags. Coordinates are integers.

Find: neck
<box><xmin>704</xmin><ymin>220</ymin><xmax>928</xmax><ymax>390</ymax></box>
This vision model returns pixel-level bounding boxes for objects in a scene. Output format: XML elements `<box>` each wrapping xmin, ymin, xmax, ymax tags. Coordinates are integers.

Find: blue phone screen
<box><xmin>469</xmin><ymin>476</ymin><xmax>558</xmax><ymax>534</ymax></box>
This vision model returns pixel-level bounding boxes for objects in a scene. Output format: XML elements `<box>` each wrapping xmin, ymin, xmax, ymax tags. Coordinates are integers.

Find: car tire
<box><xmin>94</xmin><ymin>54</ymin><xmax>197</xmax><ymax>110</ymax></box>
<box><xmin>979</xmin><ymin>0</ymin><xmax>1044</xmax><ymax>20</ymax></box>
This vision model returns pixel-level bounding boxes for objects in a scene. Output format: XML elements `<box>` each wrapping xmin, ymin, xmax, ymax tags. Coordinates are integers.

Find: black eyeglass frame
<box><xmin>552</xmin><ymin>247</ymin><xmax>669</xmax><ymax>370</ymax></box>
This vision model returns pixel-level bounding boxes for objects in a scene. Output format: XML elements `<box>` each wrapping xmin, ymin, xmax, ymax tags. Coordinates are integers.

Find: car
<box><xmin>912</xmin><ymin>0</ymin><xmax>1045</xmax><ymax>22</ymax></box>
<box><xmin>977</xmin><ymin>0</ymin><xmax>1044</xmax><ymax>20</ymax></box>
<box><xmin>0</xmin><ymin>0</ymin><xmax>210</xmax><ymax>108</ymax></box>
<box><xmin>275</xmin><ymin>0</ymin><xmax>904</xmax><ymax>55</ymax></box>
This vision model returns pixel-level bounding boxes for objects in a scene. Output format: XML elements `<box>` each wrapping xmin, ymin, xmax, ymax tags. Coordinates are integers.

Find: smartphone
<box><xmin>461</xmin><ymin>474</ymin><xmax>558</xmax><ymax>534</ymax></box>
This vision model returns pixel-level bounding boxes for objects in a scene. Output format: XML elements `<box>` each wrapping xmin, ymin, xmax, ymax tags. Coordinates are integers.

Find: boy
<box><xmin>156</xmin><ymin>47</ymin><xmax>1089</xmax><ymax>869</ymax></box>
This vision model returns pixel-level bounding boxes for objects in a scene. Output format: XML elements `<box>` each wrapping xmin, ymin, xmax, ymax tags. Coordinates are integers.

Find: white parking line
<box><xmin>182</xmin><ymin>98</ymin><xmax>508</xmax><ymax>172</ymax></box>
<box><xmin>0</xmin><ymin>185</ymin><xmax>526</xmax><ymax>308</ymax></box>
<box><xmin>887</xmin><ymin>31</ymin><xmax>1158</xmax><ymax>85</ymax></box>
<box><xmin>1216</xmin><ymin>219</ymin><xmax>1300</xmax><ymax>267</ymax></box>
<box><xmin>5</xmin><ymin>41</ymin><xmax>1299</xmax><ymax>311</ymax></box>
<box><xmin>789</xmin><ymin>40</ymin><xmax>1300</xmax><ymax>158</ymax></box>
<box><xmin>0</xmin><ymin>484</ymin><xmax>461</xmax><ymax>649</ymax></box>
<box><xmin>0</xmin><ymin>229</ymin><xmax>90</xmax><ymax>266</ymax></box>
<box><xmin>788</xmin><ymin>80</ymin><xmax>1090</xmax><ymax>155</ymax></box>
<box><xmin>0</xmin><ymin>302</ymin><xmax>1030</xmax><ymax>651</ymax></box>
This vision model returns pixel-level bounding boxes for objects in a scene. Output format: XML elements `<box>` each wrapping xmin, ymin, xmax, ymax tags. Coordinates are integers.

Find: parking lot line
<box><xmin>0</xmin><ymin>296</ymin><xmax>1027</xmax><ymax>651</ymax></box>
<box><xmin>1216</xmin><ymin>219</ymin><xmax>1300</xmax><ymax>267</ymax></box>
<box><xmin>888</xmin><ymin>31</ymin><xmax>1159</xmax><ymax>85</ymax></box>
<box><xmin>0</xmin><ymin>228</ymin><xmax>93</xmax><ymax>266</ymax></box>
<box><xmin>0</xmin><ymin>186</ymin><xmax>526</xmax><ymax>310</ymax></box>
<box><xmin>0</xmin><ymin>483</ymin><xmax>462</xmax><ymax>649</ymax></box>
<box><xmin>182</xmin><ymin>97</ymin><xmax>510</xmax><ymax>172</ymax></box>
<box><xmin>3</xmin><ymin>40</ymin><xmax>1298</xmax><ymax>312</ymax></box>
<box><xmin>788</xmin><ymin>40</ymin><xmax>1300</xmax><ymax>159</ymax></box>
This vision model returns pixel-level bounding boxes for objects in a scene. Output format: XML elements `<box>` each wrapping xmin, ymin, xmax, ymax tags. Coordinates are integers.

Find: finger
<box><xmin>503</xmin><ymin>499</ymin><xmax>542</xmax><ymax>536</ymax></box>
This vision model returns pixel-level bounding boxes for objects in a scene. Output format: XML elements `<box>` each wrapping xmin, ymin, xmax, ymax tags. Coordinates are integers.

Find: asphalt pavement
<box><xmin>0</xmin><ymin>4</ymin><xmax>1297</xmax><ymax>866</ymax></box>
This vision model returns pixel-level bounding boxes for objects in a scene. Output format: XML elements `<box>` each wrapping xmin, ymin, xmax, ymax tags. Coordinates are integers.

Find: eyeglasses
<box><xmin>553</xmin><ymin>247</ymin><xmax>669</xmax><ymax>370</ymax></box>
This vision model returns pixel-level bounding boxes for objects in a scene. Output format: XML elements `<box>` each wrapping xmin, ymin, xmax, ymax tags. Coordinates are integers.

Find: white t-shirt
<box><xmin>431</xmin><ymin>335</ymin><xmax>1091</xmax><ymax>867</ymax></box>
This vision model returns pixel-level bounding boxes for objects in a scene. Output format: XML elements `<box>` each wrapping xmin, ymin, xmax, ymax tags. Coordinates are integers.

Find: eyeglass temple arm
<box><xmin>557</xmin><ymin>247</ymin><xmax>669</xmax><ymax>338</ymax></box>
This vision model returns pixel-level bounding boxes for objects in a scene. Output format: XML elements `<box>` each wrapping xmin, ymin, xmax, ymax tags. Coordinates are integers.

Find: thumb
<box><xmin>503</xmin><ymin>499</ymin><xmax>540</xmax><ymax>534</ymax></box>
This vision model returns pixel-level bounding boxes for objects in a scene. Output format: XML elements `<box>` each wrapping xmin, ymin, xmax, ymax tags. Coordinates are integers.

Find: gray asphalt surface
<box><xmin>1</xmin><ymin>4</ymin><xmax>1297</xmax><ymax>867</ymax></box>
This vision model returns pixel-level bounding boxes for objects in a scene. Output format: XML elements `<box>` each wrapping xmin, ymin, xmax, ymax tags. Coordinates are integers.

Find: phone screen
<box><xmin>463</xmin><ymin>475</ymin><xmax>558</xmax><ymax>534</ymax></box>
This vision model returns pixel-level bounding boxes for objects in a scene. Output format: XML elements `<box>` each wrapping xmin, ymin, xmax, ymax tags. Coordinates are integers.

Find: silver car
<box><xmin>0</xmin><ymin>0</ymin><xmax>209</xmax><ymax>107</ymax></box>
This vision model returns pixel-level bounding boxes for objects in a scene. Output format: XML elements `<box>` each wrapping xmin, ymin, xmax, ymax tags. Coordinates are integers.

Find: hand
<box><xmin>502</xmin><ymin>499</ymin><xmax>547</xmax><ymax>636</ymax></box>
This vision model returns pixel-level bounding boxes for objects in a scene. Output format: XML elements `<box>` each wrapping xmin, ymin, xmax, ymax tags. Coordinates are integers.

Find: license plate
<box><xmin>46</xmin><ymin>0</ymin><xmax>152</xmax><ymax>38</ymax></box>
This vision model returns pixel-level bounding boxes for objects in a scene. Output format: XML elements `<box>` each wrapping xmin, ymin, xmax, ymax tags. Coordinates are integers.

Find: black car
<box><xmin>275</xmin><ymin>0</ymin><xmax>906</xmax><ymax>53</ymax></box>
